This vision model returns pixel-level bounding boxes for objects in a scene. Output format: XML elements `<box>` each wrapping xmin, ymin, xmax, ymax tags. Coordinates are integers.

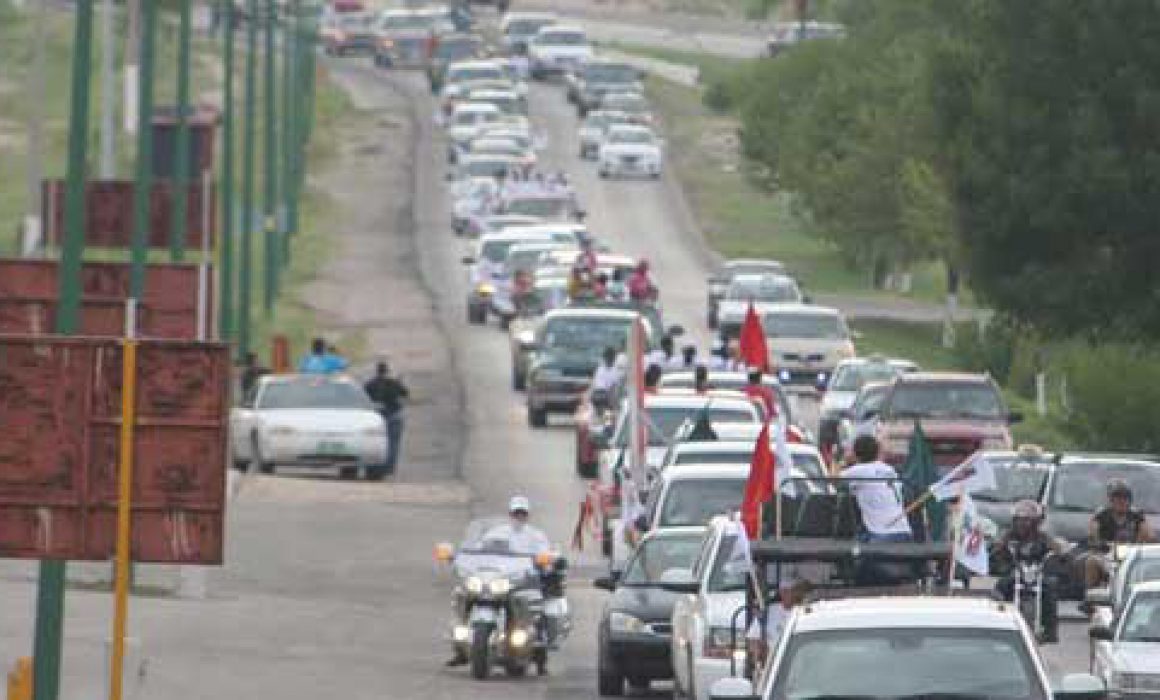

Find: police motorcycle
<box><xmin>436</xmin><ymin>518</ymin><xmax>571</xmax><ymax>680</ymax></box>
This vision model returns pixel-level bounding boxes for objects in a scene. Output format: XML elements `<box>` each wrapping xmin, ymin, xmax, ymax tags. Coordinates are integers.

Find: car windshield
<box><xmin>463</xmin><ymin>159</ymin><xmax>510</xmax><ymax>178</ymax></box>
<box><xmin>507</xmin><ymin>19</ymin><xmax>554</xmax><ymax>36</ymax></box>
<box><xmin>1120</xmin><ymin>593</ymin><xmax>1160</xmax><ymax>642</ymax></box>
<box><xmin>584</xmin><ymin>113</ymin><xmax>624</xmax><ymax>130</ymax></box>
<box><xmin>851</xmin><ymin>386</ymin><xmax>889</xmax><ymax>418</ymax></box>
<box><xmin>831</xmin><ymin>362</ymin><xmax>905</xmax><ymax>392</ymax></box>
<box><xmin>449</xmin><ymin>66</ymin><xmax>505</xmax><ymax>83</ymax></box>
<box><xmin>435</xmin><ymin>39</ymin><xmax>479</xmax><ymax>61</ymax></box>
<box><xmin>472</xmin><ymin>140</ymin><xmax>521</xmax><ymax>157</ymax></box>
<box><xmin>338</xmin><ymin>14</ymin><xmax>372</xmax><ymax>29</ymax></box>
<box><xmin>505</xmin><ymin>197</ymin><xmax>570</xmax><ymax>218</ymax></box>
<box><xmin>763</xmin><ymin>312</ymin><xmax>846</xmax><ymax>340</ymax></box>
<box><xmin>616</xmin><ymin>405</ymin><xmax>757</xmax><ymax>447</ymax></box>
<box><xmin>886</xmin><ymin>382</ymin><xmax>1005</xmax><ymax>420</ymax></box>
<box><xmin>539</xmin><ymin>31</ymin><xmax>586</xmax><ymax>45</ymax></box>
<box><xmin>454</xmin><ymin>109</ymin><xmax>497</xmax><ymax>126</ymax></box>
<box><xmin>584</xmin><ymin>63</ymin><xmax>637</xmax><ymax>83</ymax></box>
<box><xmin>608</xmin><ymin>129</ymin><xmax>654</xmax><ymax>145</ymax></box>
<box><xmin>773</xmin><ymin>627</ymin><xmax>1045</xmax><ymax>700</ymax></box>
<box><xmin>605</xmin><ymin>95</ymin><xmax>647</xmax><ymax>112</ymax></box>
<box><xmin>726</xmin><ymin>277</ymin><xmax>798</xmax><ymax>302</ymax></box>
<box><xmin>974</xmin><ymin>459</ymin><xmax>1050</xmax><ymax>503</ymax></box>
<box><xmin>621</xmin><ymin>533</ymin><xmax>704</xmax><ymax>585</ymax></box>
<box><xmin>659</xmin><ymin>479</ymin><xmax>746</xmax><ymax>528</ymax></box>
<box><xmin>257</xmin><ymin>380</ymin><xmax>373</xmax><ymax>410</ymax></box>
<box><xmin>506</xmin><ymin>248</ymin><xmax>553</xmax><ymax>271</ymax></box>
<box><xmin>542</xmin><ymin>317</ymin><xmax>631</xmax><ymax>351</ymax></box>
<box><xmin>723</xmin><ymin>262</ymin><xmax>784</xmax><ymax>277</ymax></box>
<box><xmin>707</xmin><ymin>534</ymin><xmax>750</xmax><ymax>592</ymax></box>
<box><xmin>473</xmin><ymin>95</ymin><xmax>521</xmax><ymax>115</ymax></box>
<box><xmin>482</xmin><ymin>131</ymin><xmax>531</xmax><ymax>149</ymax></box>
<box><xmin>1048</xmin><ymin>462</ymin><xmax>1160</xmax><ymax>513</ymax></box>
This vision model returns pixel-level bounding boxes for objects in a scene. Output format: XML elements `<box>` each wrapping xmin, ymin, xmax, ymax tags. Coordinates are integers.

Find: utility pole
<box><xmin>124</xmin><ymin>0</ymin><xmax>140</xmax><ymax>135</ymax></box>
<box><xmin>263</xmin><ymin>0</ymin><xmax>280</xmax><ymax>310</ymax></box>
<box><xmin>240</xmin><ymin>0</ymin><xmax>258</xmax><ymax>358</ymax></box>
<box><xmin>220</xmin><ymin>1</ymin><xmax>236</xmax><ymax>341</ymax></box>
<box><xmin>98</xmin><ymin>0</ymin><xmax>117</xmax><ymax>177</ymax></box>
<box><xmin>281</xmin><ymin>0</ymin><xmax>296</xmax><ymax>262</ymax></box>
<box><xmin>22</xmin><ymin>0</ymin><xmax>48</xmax><ymax>256</ymax></box>
<box><xmin>170</xmin><ymin>0</ymin><xmax>194</xmax><ymax>262</ymax></box>
<box><xmin>34</xmin><ymin>4</ymin><xmax>96</xmax><ymax>699</ymax></box>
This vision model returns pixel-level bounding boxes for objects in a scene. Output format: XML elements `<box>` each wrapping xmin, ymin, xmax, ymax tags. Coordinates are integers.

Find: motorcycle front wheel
<box><xmin>470</xmin><ymin>622</ymin><xmax>493</xmax><ymax>680</ymax></box>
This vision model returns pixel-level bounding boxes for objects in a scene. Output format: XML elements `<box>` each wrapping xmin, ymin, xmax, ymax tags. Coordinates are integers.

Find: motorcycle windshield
<box><xmin>454</xmin><ymin>517</ymin><xmax>540</xmax><ymax>581</ymax></box>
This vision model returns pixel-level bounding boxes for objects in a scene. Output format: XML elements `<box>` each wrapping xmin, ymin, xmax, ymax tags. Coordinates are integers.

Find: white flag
<box><xmin>773</xmin><ymin>414</ymin><xmax>796</xmax><ymax>498</ymax></box>
<box><xmin>930</xmin><ymin>451</ymin><xmax>997</xmax><ymax>501</ymax></box>
<box><xmin>955</xmin><ymin>494</ymin><xmax>990</xmax><ymax>576</ymax></box>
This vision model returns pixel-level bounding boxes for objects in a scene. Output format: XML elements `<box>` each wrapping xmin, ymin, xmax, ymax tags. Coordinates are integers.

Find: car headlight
<box><xmin>516</xmin><ymin>330</ymin><xmax>535</xmax><ymax>345</ymax></box>
<box><xmin>465</xmin><ymin>576</ymin><xmax>484</xmax><ymax>595</ymax></box>
<box><xmin>487</xmin><ymin>578</ymin><xmax>511</xmax><ymax>596</ymax></box>
<box><xmin>778</xmin><ymin>369</ymin><xmax>792</xmax><ymax>382</ymax></box>
<box><xmin>267</xmin><ymin>426</ymin><xmax>297</xmax><ymax>436</ymax></box>
<box><xmin>609</xmin><ymin>611</ymin><xmax>647</xmax><ymax>633</ymax></box>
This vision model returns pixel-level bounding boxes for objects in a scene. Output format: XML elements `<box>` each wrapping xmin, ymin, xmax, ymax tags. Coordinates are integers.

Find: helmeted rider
<box><xmin>485</xmin><ymin>496</ymin><xmax>551</xmax><ymax>556</ymax></box>
<box><xmin>990</xmin><ymin>499</ymin><xmax>1067</xmax><ymax>643</ymax></box>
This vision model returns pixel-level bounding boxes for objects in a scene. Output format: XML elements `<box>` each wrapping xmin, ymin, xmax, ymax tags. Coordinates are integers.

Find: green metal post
<box><xmin>240</xmin><ymin>0</ymin><xmax>258</xmax><ymax>358</ymax></box>
<box><xmin>219</xmin><ymin>0</ymin><xmax>236</xmax><ymax>339</ymax></box>
<box><xmin>170</xmin><ymin>0</ymin><xmax>193</xmax><ymax>261</ymax></box>
<box><xmin>281</xmin><ymin>1</ymin><xmax>295</xmax><ymax>262</ymax></box>
<box><xmin>129</xmin><ymin>0</ymin><xmax>157</xmax><ymax>299</ymax></box>
<box><xmin>263</xmin><ymin>0</ymin><xmax>279</xmax><ymax>310</ymax></box>
<box><xmin>34</xmin><ymin>3</ymin><xmax>96</xmax><ymax>698</ymax></box>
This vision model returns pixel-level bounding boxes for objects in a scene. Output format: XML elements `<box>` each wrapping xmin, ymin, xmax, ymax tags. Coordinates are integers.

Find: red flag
<box><xmin>739</xmin><ymin>303</ymin><xmax>769</xmax><ymax>372</ymax></box>
<box><xmin>740</xmin><ymin>421</ymin><xmax>775</xmax><ymax>538</ymax></box>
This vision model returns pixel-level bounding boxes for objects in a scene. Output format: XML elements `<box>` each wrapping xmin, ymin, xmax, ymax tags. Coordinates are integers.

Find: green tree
<box><xmin>930</xmin><ymin>1</ymin><xmax>1160</xmax><ymax>339</ymax></box>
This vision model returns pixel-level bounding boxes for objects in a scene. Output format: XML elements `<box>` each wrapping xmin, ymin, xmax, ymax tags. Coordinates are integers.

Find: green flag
<box><xmin>901</xmin><ymin>421</ymin><xmax>947</xmax><ymax>541</ymax></box>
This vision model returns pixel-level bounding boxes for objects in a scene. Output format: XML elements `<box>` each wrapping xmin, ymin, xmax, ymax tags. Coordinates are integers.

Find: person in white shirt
<box><xmin>590</xmin><ymin>347</ymin><xmax>623</xmax><ymax>411</ymax></box>
<box><xmin>839</xmin><ymin>435</ymin><xmax>913</xmax><ymax>543</ymax></box>
<box><xmin>746</xmin><ymin>578</ymin><xmax>811</xmax><ymax>668</ymax></box>
<box><xmin>484</xmin><ymin>496</ymin><xmax>552</xmax><ymax>556</ymax></box>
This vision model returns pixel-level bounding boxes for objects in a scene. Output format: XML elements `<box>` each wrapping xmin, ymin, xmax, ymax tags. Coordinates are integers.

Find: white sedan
<box><xmin>598</xmin><ymin>124</ymin><xmax>664</xmax><ymax>179</ymax></box>
<box><xmin>231</xmin><ymin>374</ymin><xmax>388</xmax><ymax>480</ymax></box>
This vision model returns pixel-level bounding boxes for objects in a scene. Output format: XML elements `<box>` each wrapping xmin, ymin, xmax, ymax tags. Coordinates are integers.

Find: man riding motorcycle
<box><xmin>1077</xmin><ymin>479</ymin><xmax>1156</xmax><ymax>606</ymax></box>
<box><xmin>990</xmin><ymin>499</ymin><xmax>1067</xmax><ymax>643</ymax></box>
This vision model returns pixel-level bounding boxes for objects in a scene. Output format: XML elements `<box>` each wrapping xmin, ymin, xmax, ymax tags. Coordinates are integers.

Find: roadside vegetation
<box><xmin>635</xmin><ymin>1</ymin><xmax>1160</xmax><ymax>453</ymax></box>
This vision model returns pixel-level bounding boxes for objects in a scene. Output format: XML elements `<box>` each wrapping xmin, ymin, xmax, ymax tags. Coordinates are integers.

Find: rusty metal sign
<box><xmin>42</xmin><ymin>179</ymin><xmax>216</xmax><ymax>250</ymax></box>
<box><xmin>0</xmin><ymin>259</ymin><xmax>210</xmax><ymax>339</ymax></box>
<box><xmin>0</xmin><ymin>336</ymin><xmax>229</xmax><ymax>564</ymax></box>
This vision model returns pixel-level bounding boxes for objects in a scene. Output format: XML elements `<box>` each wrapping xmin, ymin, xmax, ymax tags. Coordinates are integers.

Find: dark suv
<box><xmin>568</xmin><ymin>60</ymin><xmax>643</xmax><ymax>117</ymax></box>
<box><xmin>874</xmin><ymin>372</ymin><xmax>1020</xmax><ymax>470</ymax></box>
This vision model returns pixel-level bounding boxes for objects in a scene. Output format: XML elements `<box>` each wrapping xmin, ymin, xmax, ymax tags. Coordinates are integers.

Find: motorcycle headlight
<box><xmin>477</xmin><ymin>282</ymin><xmax>495</xmax><ymax>296</ymax></box>
<box><xmin>516</xmin><ymin>330</ymin><xmax>535</xmax><ymax>346</ymax></box>
<box><xmin>487</xmin><ymin>578</ymin><xmax>511</xmax><ymax>596</ymax></box>
<box><xmin>609</xmin><ymin>611</ymin><xmax>646</xmax><ymax>634</ymax></box>
<box><xmin>465</xmin><ymin>576</ymin><xmax>484</xmax><ymax>595</ymax></box>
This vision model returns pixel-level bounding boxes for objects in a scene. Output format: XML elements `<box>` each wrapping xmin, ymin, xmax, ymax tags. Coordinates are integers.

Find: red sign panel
<box><xmin>42</xmin><ymin>179</ymin><xmax>216</xmax><ymax>250</ymax></box>
<box><xmin>0</xmin><ymin>336</ymin><xmax>229</xmax><ymax>564</ymax></box>
<box><xmin>0</xmin><ymin>259</ymin><xmax>210</xmax><ymax>339</ymax></box>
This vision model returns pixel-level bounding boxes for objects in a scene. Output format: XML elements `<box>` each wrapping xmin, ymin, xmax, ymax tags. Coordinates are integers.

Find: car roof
<box><xmin>501</xmin><ymin>223</ymin><xmax>584</xmax><ymax>236</ymax></box>
<box><xmin>794</xmin><ymin>597</ymin><xmax>1023</xmax><ymax>632</ymax></box>
<box><xmin>453</xmin><ymin>102</ymin><xmax>502</xmax><ymax>114</ymax></box>
<box><xmin>643</xmin><ymin>393</ymin><xmax>758</xmax><ymax>411</ymax></box>
<box><xmin>660</xmin><ymin>370</ymin><xmax>782</xmax><ymax>386</ymax></box>
<box><xmin>608</xmin><ymin>123</ymin><xmax>652</xmax><ymax>134</ymax></box>
<box><xmin>449</xmin><ymin>60</ymin><xmax>506</xmax><ymax>71</ymax></box>
<box><xmin>724</xmin><ymin>258</ymin><xmax>786</xmax><ymax>269</ymax></box>
<box><xmin>662</xmin><ymin>462</ymin><xmax>752</xmax><ymax>479</ymax></box>
<box><xmin>259</xmin><ymin>373</ymin><xmax>357</xmax><ymax>386</ymax></box>
<box><xmin>674</xmin><ymin>440</ymin><xmax>819</xmax><ymax>456</ymax></box>
<box><xmin>542</xmin><ymin>307</ymin><xmax>641</xmax><ymax>322</ymax></box>
<box><xmin>480</xmin><ymin>229</ymin><xmax>568</xmax><ymax>243</ymax></box>
<box><xmin>538</xmin><ymin>24</ymin><xmax>585</xmax><ymax>34</ymax></box>
<box><xmin>728</xmin><ymin>272</ymin><xmax>795</xmax><ymax>285</ymax></box>
<box><xmin>761</xmin><ymin>302</ymin><xmax>841</xmax><ymax>317</ymax></box>
<box><xmin>468</xmin><ymin>88</ymin><xmax>519</xmax><ymax>98</ymax></box>
<box><xmin>502</xmin><ymin>11</ymin><xmax>557</xmax><ymax>22</ymax></box>
<box><xmin>460</xmin><ymin>154</ymin><xmax>519</xmax><ymax>167</ymax></box>
<box><xmin>894</xmin><ymin>371</ymin><xmax>991</xmax><ymax>385</ymax></box>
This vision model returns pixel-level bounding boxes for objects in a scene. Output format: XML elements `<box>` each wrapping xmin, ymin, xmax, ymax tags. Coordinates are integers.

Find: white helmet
<box><xmin>509</xmin><ymin>495</ymin><xmax>531</xmax><ymax>514</ymax></box>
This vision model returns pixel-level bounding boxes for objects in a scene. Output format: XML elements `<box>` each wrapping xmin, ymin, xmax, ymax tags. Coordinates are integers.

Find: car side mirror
<box><xmin>1008</xmin><ymin>411</ymin><xmax>1024</xmax><ymax>425</ymax></box>
<box><xmin>1054</xmin><ymin>673</ymin><xmax>1106</xmax><ymax>700</ymax></box>
<box><xmin>461</xmin><ymin>255</ymin><xmax>475</xmax><ymax>265</ymax></box>
<box><xmin>593</xmin><ymin>571</ymin><xmax>619</xmax><ymax>591</ymax></box>
<box><xmin>709</xmin><ymin>677</ymin><xmax>757</xmax><ymax>700</ymax></box>
<box><xmin>668</xmin><ymin>324</ymin><xmax>686</xmax><ymax>337</ymax></box>
<box><xmin>1087</xmin><ymin>624</ymin><xmax>1113</xmax><ymax>641</ymax></box>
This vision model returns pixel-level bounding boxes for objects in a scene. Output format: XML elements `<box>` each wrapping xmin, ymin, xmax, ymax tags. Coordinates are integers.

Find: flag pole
<box><xmin>945</xmin><ymin>481</ymin><xmax>967</xmax><ymax>591</ymax></box>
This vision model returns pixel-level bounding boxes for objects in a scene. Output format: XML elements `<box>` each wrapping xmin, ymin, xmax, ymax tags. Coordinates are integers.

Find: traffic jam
<box><xmin>309</xmin><ymin>2</ymin><xmax>1159</xmax><ymax>698</ymax></box>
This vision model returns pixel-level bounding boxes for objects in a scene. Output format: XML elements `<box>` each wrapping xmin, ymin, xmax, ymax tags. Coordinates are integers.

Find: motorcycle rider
<box><xmin>485</xmin><ymin>496</ymin><xmax>552</xmax><ymax>556</ymax></box>
<box><xmin>1079</xmin><ymin>480</ymin><xmax>1156</xmax><ymax>600</ymax></box>
<box><xmin>990</xmin><ymin>499</ymin><xmax>1066</xmax><ymax>643</ymax></box>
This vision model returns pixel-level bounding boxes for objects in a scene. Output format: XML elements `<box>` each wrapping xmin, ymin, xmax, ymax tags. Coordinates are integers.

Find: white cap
<box><xmin>509</xmin><ymin>495</ymin><xmax>531</xmax><ymax>514</ymax></box>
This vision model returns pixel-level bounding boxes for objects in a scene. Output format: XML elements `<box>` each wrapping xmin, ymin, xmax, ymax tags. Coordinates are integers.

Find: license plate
<box><xmin>317</xmin><ymin>440</ymin><xmax>350</xmax><ymax>456</ymax></box>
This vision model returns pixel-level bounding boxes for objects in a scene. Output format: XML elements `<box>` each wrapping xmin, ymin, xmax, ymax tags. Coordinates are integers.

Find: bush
<box><xmin>1059</xmin><ymin>344</ymin><xmax>1160</xmax><ymax>454</ymax></box>
<box><xmin>953</xmin><ymin>317</ymin><xmax>1017</xmax><ymax>384</ymax></box>
<box><xmin>702</xmin><ymin>80</ymin><xmax>733</xmax><ymax>112</ymax></box>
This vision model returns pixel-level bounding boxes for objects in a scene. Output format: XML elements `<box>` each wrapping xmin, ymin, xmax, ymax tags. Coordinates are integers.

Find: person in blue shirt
<box><xmin>298</xmin><ymin>337</ymin><xmax>349</xmax><ymax>375</ymax></box>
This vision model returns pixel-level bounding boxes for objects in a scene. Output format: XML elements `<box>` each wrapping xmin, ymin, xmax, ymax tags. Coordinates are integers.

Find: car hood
<box><xmin>881</xmin><ymin>418</ymin><xmax>1007</xmax><ymax>438</ymax></box>
<box><xmin>256</xmin><ymin>408</ymin><xmax>382</xmax><ymax>430</ymax></box>
<box><xmin>585</xmin><ymin>80</ymin><xmax>642</xmax><ymax>94</ymax></box>
<box><xmin>532</xmin><ymin>46</ymin><xmax>593</xmax><ymax>59</ymax></box>
<box><xmin>820</xmin><ymin>390</ymin><xmax>858</xmax><ymax>415</ymax></box>
<box><xmin>533</xmin><ymin>350</ymin><xmax>600</xmax><ymax>374</ymax></box>
<box><xmin>719</xmin><ymin>300</ymin><xmax>800</xmax><ymax>323</ymax></box>
<box><xmin>601</xmin><ymin>144</ymin><xmax>661</xmax><ymax>158</ymax></box>
<box><xmin>1108</xmin><ymin>643</ymin><xmax>1160</xmax><ymax>675</ymax></box>
<box><xmin>704</xmin><ymin>591</ymin><xmax>747</xmax><ymax>626</ymax></box>
<box><xmin>609</xmin><ymin>585</ymin><xmax>683</xmax><ymax>622</ymax></box>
